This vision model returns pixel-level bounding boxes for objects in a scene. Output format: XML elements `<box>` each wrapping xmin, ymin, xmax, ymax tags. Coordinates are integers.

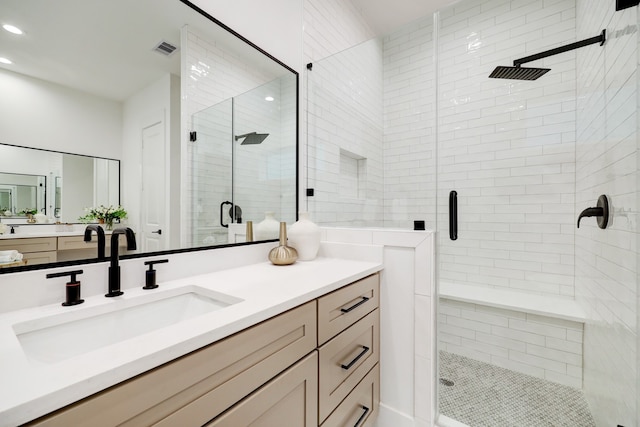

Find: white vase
<box><xmin>254</xmin><ymin>211</ymin><xmax>280</xmax><ymax>241</ymax></box>
<box><xmin>288</xmin><ymin>211</ymin><xmax>321</xmax><ymax>261</ymax></box>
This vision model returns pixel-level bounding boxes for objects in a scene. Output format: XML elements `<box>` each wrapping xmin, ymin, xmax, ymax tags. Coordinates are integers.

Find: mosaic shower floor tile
<box><xmin>438</xmin><ymin>351</ymin><xmax>595</xmax><ymax>427</ymax></box>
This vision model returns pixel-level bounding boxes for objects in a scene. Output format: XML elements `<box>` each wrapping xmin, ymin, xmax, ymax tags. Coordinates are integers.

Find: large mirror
<box><xmin>0</xmin><ymin>0</ymin><xmax>298</xmax><ymax>271</ymax></box>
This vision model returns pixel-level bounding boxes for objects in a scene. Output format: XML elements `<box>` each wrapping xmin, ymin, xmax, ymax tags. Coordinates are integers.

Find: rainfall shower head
<box><xmin>489</xmin><ymin>66</ymin><xmax>550</xmax><ymax>80</ymax></box>
<box><xmin>234</xmin><ymin>132</ymin><xmax>269</xmax><ymax>145</ymax></box>
<box><xmin>489</xmin><ymin>29</ymin><xmax>606</xmax><ymax>81</ymax></box>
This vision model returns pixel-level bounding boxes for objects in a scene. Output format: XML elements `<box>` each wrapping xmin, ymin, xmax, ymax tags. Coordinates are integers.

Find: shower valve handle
<box><xmin>577</xmin><ymin>195</ymin><xmax>609</xmax><ymax>229</ymax></box>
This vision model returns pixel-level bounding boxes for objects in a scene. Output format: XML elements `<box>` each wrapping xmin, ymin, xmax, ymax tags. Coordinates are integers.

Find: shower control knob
<box><xmin>577</xmin><ymin>195</ymin><xmax>609</xmax><ymax>229</ymax></box>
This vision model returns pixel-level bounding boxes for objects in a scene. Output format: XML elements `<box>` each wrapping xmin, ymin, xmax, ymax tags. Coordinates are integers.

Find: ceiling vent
<box><xmin>153</xmin><ymin>40</ymin><xmax>179</xmax><ymax>57</ymax></box>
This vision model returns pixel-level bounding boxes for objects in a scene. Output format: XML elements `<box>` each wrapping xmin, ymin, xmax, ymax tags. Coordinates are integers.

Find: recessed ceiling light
<box><xmin>0</xmin><ymin>57</ymin><xmax>12</xmax><ymax>65</ymax></box>
<box><xmin>2</xmin><ymin>24</ymin><xmax>23</xmax><ymax>35</ymax></box>
<box><xmin>265</xmin><ymin>96</ymin><xmax>274</xmax><ymax>102</ymax></box>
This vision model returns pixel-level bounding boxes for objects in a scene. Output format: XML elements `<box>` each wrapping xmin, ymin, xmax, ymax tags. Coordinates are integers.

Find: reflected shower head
<box><xmin>234</xmin><ymin>132</ymin><xmax>269</xmax><ymax>145</ymax></box>
<box><xmin>489</xmin><ymin>65</ymin><xmax>550</xmax><ymax>81</ymax></box>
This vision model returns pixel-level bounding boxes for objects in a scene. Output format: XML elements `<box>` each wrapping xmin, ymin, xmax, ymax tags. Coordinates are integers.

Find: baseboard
<box><xmin>372</xmin><ymin>403</ymin><xmax>416</xmax><ymax>427</ymax></box>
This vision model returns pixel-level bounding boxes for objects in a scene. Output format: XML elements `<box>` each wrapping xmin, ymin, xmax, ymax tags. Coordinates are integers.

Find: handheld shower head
<box><xmin>234</xmin><ymin>132</ymin><xmax>269</xmax><ymax>145</ymax></box>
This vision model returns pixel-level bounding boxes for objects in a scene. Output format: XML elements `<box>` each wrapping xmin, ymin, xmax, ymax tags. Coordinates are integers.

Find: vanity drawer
<box><xmin>22</xmin><ymin>251</ymin><xmax>57</xmax><ymax>265</ymax></box>
<box><xmin>321</xmin><ymin>364</ymin><xmax>379</xmax><ymax>427</ymax></box>
<box><xmin>318</xmin><ymin>273</ymin><xmax>379</xmax><ymax>345</ymax></box>
<box><xmin>57</xmin><ymin>235</ymin><xmax>127</xmax><ymax>251</ymax></box>
<box><xmin>318</xmin><ymin>309</ymin><xmax>379</xmax><ymax>422</ymax></box>
<box><xmin>26</xmin><ymin>301</ymin><xmax>317</xmax><ymax>427</ymax></box>
<box><xmin>0</xmin><ymin>237</ymin><xmax>57</xmax><ymax>253</ymax></box>
<box><xmin>204</xmin><ymin>352</ymin><xmax>318</xmax><ymax>427</ymax></box>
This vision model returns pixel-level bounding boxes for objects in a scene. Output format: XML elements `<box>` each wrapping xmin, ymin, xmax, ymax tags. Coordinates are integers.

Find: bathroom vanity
<box><xmin>0</xmin><ymin>257</ymin><xmax>382</xmax><ymax>427</ymax></box>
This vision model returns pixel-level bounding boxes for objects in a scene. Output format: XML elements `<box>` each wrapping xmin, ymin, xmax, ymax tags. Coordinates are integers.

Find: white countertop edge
<box><xmin>0</xmin><ymin>257</ymin><xmax>382</xmax><ymax>426</ymax></box>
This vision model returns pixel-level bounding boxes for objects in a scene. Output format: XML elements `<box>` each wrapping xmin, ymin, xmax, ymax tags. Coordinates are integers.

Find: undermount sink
<box><xmin>13</xmin><ymin>286</ymin><xmax>242</xmax><ymax>365</ymax></box>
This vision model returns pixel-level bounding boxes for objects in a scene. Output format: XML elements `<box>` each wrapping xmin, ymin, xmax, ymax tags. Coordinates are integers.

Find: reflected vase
<box><xmin>254</xmin><ymin>211</ymin><xmax>280</xmax><ymax>241</ymax></box>
<box><xmin>99</xmin><ymin>218</ymin><xmax>114</xmax><ymax>230</ymax></box>
<box><xmin>288</xmin><ymin>212</ymin><xmax>321</xmax><ymax>261</ymax></box>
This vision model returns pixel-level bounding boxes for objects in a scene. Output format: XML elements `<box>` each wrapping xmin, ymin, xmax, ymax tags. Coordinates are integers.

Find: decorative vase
<box><xmin>288</xmin><ymin>212</ymin><xmax>321</xmax><ymax>261</ymax></box>
<box><xmin>254</xmin><ymin>211</ymin><xmax>280</xmax><ymax>241</ymax></box>
<box><xmin>26</xmin><ymin>214</ymin><xmax>36</xmax><ymax>224</ymax></box>
<box><xmin>268</xmin><ymin>222</ymin><xmax>297</xmax><ymax>265</ymax></box>
<box><xmin>245</xmin><ymin>221</ymin><xmax>253</xmax><ymax>242</ymax></box>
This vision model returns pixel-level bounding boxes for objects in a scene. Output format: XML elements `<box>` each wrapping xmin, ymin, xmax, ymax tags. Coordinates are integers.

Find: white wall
<box><xmin>383</xmin><ymin>17</ymin><xmax>435</xmax><ymax>230</ymax></box>
<box><xmin>436</xmin><ymin>0</ymin><xmax>578</xmax><ymax>299</ymax></box>
<box><xmin>122</xmin><ymin>73</ymin><xmax>179</xmax><ymax>247</ymax></box>
<box><xmin>190</xmin><ymin>0</ymin><xmax>303</xmax><ymax>72</ymax></box>
<box><xmin>575</xmin><ymin>1</ymin><xmax>638</xmax><ymax>425</ymax></box>
<box><xmin>61</xmin><ymin>155</ymin><xmax>93</xmax><ymax>221</ymax></box>
<box><xmin>0</xmin><ymin>69</ymin><xmax>122</xmax><ymax>159</ymax></box>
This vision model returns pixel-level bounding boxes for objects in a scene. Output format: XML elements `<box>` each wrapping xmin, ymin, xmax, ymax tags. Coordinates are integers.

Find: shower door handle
<box><xmin>220</xmin><ymin>201</ymin><xmax>232</xmax><ymax>228</ymax></box>
<box><xmin>449</xmin><ymin>191</ymin><xmax>458</xmax><ymax>241</ymax></box>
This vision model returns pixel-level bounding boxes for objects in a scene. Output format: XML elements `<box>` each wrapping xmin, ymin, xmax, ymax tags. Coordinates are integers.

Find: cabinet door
<box><xmin>204</xmin><ymin>352</ymin><xmax>318</xmax><ymax>427</ymax></box>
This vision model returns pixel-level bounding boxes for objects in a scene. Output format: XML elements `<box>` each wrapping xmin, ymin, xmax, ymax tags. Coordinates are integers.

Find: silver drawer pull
<box><xmin>341</xmin><ymin>345</ymin><xmax>370</xmax><ymax>370</ymax></box>
<box><xmin>340</xmin><ymin>296</ymin><xmax>369</xmax><ymax>313</ymax></box>
<box><xmin>354</xmin><ymin>405</ymin><xmax>370</xmax><ymax>427</ymax></box>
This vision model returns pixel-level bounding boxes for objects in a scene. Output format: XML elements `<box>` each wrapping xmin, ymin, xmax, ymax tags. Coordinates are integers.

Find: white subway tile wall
<box><xmin>436</xmin><ymin>0</ymin><xmax>578</xmax><ymax>299</ymax></box>
<box><xmin>439</xmin><ymin>299</ymin><xmax>583</xmax><ymax>388</ymax></box>
<box><xmin>306</xmin><ymin>38</ymin><xmax>385</xmax><ymax>226</ymax></box>
<box><xmin>383</xmin><ymin>17</ymin><xmax>436</xmax><ymax>230</ymax></box>
<box><xmin>184</xmin><ymin>27</ymin><xmax>296</xmax><ymax>246</ymax></box>
<box><xmin>575</xmin><ymin>1</ymin><xmax>638</xmax><ymax>425</ymax></box>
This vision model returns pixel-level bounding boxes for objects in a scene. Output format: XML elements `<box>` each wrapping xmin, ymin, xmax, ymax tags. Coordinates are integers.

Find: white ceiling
<box><xmin>354</xmin><ymin>0</ymin><xmax>462</xmax><ymax>35</ymax></box>
<box><xmin>0</xmin><ymin>0</ymin><xmax>282</xmax><ymax>102</ymax></box>
<box><xmin>0</xmin><ymin>0</ymin><xmax>461</xmax><ymax>101</ymax></box>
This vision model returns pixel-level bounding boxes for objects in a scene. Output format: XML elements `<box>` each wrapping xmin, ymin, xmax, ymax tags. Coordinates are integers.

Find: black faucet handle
<box><xmin>46</xmin><ymin>269</ymin><xmax>84</xmax><ymax>306</ymax></box>
<box><xmin>143</xmin><ymin>259</ymin><xmax>169</xmax><ymax>290</ymax></box>
<box><xmin>577</xmin><ymin>195</ymin><xmax>609</xmax><ymax>229</ymax></box>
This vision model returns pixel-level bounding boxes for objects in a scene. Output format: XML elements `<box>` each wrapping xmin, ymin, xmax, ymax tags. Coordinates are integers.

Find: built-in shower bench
<box><xmin>438</xmin><ymin>282</ymin><xmax>586</xmax><ymax>389</ymax></box>
<box><xmin>439</xmin><ymin>282</ymin><xmax>586</xmax><ymax>322</ymax></box>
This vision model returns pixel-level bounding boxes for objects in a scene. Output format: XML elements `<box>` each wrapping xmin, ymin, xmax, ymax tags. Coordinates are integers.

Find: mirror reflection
<box><xmin>0</xmin><ymin>145</ymin><xmax>119</xmax><ymax>223</ymax></box>
<box><xmin>0</xmin><ymin>0</ymin><xmax>298</xmax><ymax>270</ymax></box>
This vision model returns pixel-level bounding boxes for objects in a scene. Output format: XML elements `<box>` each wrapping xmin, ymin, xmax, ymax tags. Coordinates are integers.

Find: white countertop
<box><xmin>0</xmin><ymin>257</ymin><xmax>382</xmax><ymax>426</ymax></box>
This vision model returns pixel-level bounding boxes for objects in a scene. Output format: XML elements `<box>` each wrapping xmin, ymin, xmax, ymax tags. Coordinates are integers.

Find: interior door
<box><xmin>141</xmin><ymin>120</ymin><xmax>166</xmax><ymax>252</ymax></box>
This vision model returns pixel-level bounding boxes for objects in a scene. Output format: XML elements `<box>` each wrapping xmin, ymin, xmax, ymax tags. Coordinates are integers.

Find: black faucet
<box><xmin>577</xmin><ymin>195</ymin><xmax>609</xmax><ymax>229</ymax></box>
<box><xmin>84</xmin><ymin>225</ymin><xmax>106</xmax><ymax>260</ymax></box>
<box><xmin>106</xmin><ymin>227</ymin><xmax>137</xmax><ymax>297</ymax></box>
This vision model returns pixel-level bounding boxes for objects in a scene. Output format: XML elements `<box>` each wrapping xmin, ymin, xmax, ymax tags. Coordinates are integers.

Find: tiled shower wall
<box><xmin>383</xmin><ymin>17</ymin><xmax>436</xmax><ymax>230</ymax></box>
<box><xmin>575</xmin><ymin>1</ymin><xmax>638</xmax><ymax>425</ymax></box>
<box><xmin>304</xmin><ymin>0</ymin><xmax>384</xmax><ymax>227</ymax></box>
<box><xmin>183</xmin><ymin>27</ymin><xmax>295</xmax><ymax>246</ymax></box>
<box><xmin>436</xmin><ymin>0</ymin><xmax>578</xmax><ymax>298</ymax></box>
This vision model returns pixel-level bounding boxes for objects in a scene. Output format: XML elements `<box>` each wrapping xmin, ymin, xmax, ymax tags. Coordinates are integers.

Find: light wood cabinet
<box><xmin>25</xmin><ymin>273</ymin><xmax>381</xmax><ymax>427</ymax></box>
<box><xmin>321</xmin><ymin>364</ymin><xmax>379</xmax><ymax>427</ymax></box>
<box><xmin>317</xmin><ymin>274</ymin><xmax>380</xmax><ymax>424</ymax></box>
<box><xmin>205</xmin><ymin>352</ymin><xmax>318</xmax><ymax>427</ymax></box>
<box><xmin>26</xmin><ymin>301</ymin><xmax>317</xmax><ymax>427</ymax></box>
<box><xmin>0</xmin><ymin>237</ymin><xmax>57</xmax><ymax>265</ymax></box>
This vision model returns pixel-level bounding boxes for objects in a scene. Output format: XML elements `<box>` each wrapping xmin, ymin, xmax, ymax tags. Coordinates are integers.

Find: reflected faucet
<box><xmin>106</xmin><ymin>227</ymin><xmax>137</xmax><ymax>297</ymax></box>
<box><xmin>84</xmin><ymin>225</ymin><xmax>106</xmax><ymax>260</ymax></box>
